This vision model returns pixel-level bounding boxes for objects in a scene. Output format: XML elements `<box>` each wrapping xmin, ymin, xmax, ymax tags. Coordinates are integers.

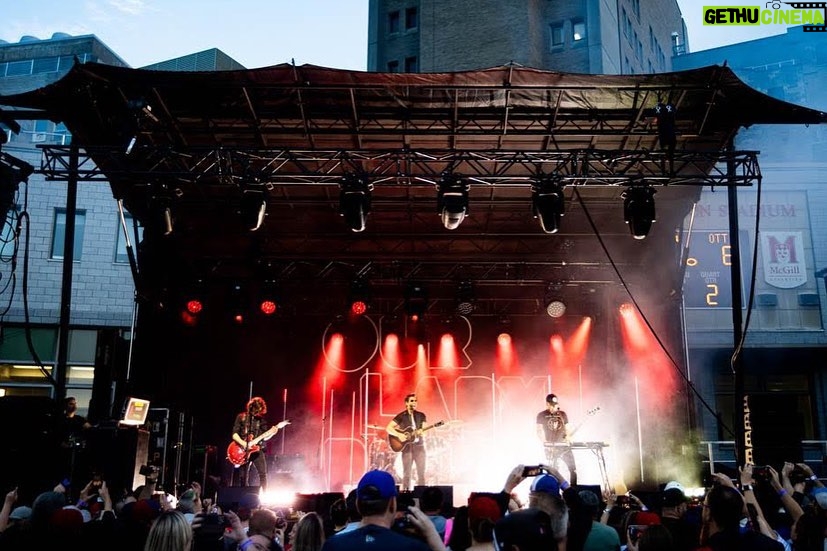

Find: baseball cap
<box><xmin>468</xmin><ymin>495</ymin><xmax>503</xmax><ymax>524</ymax></box>
<box><xmin>530</xmin><ymin>474</ymin><xmax>561</xmax><ymax>496</ymax></box>
<box><xmin>357</xmin><ymin>469</ymin><xmax>398</xmax><ymax>500</ymax></box>
<box><xmin>494</xmin><ymin>508</ymin><xmax>555</xmax><ymax>551</ymax></box>
<box><xmin>812</xmin><ymin>487</ymin><xmax>827</xmax><ymax>509</ymax></box>
<box><xmin>9</xmin><ymin>506</ymin><xmax>32</xmax><ymax>520</ymax></box>
<box><xmin>546</xmin><ymin>394</ymin><xmax>559</xmax><ymax>404</ymax></box>
<box><xmin>663</xmin><ymin>480</ymin><xmax>688</xmax><ymax>507</ymax></box>
<box><xmin>630</xmin><ymin>510</ymin><xmax>661</xmax><ymax>526</ymax></box>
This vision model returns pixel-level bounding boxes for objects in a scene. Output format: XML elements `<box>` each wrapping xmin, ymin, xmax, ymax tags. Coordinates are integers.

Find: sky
<box><xmin>0</xmin><ymin>1</ymin><xmax>805</xmax><ymax>70</ymax></box>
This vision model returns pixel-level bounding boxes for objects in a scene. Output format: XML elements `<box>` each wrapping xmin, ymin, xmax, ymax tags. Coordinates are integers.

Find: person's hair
<box><xmin>638</xmin><ymin>524</ymin><xmax>674</xmax><ymax>551</ymax></box>
<box><xmin>292</xmin><ymin>511</ymin><xmax>325</xmax><ymax>551</ymax></box>
<box><xmin>793</xmin><ymin>508</ymin><xmax>827</xmax><ymax>551</ymax></box>
<box><xmin>404</xmin><ymin>393</ymin><xmax>416</xmax><ymax>403</ymax></box>
<box><xmin>421</xmin><ymin>486</ymin><xmax>444</xmax><ymax>513</ymax></box>
<box><xmin>247</xmin><ymin>396</ymin><xmax>267</xmax><ymax>416</ymax></box>
<box><xmin>248</xmin><ymin>508</ymin><xmax>278</xmax><ymax>537</ymax></box>
<box><xmin>705</xmin><ymin>485</ymin><xmax>743</xmax><ymax>529</ymax></box>
<box><xmin>345</xmin><ymin>489</ymin><xmax>361</xmax><ymax>522</ymax></box>
<box><xmin>330</xmin><ymin>498</ymin><xmax>348</xmax><ymax>528</ymax></box>
<box><xmin>144</xmin><ymin>510</ymin><xmax>192</xmax><ymax>551</ymax></box>
<box><xmin>356</xmin><ymin>492</ymin><xmax>392</xmax><ymax>517</ymax></box>
<box><xmin>470</xmin><ymin>516</ymin><xmax>496</xmax><ymax>543</ymax></box>
<box><xmin>527</xmin><ymin>491</ymin><xmax>568</xmax><ymax>540</ymax></box>
<box><xmin>448</xmin><ymin>505</ymin><xmax>472</xmax><ymax>550</ymax></box>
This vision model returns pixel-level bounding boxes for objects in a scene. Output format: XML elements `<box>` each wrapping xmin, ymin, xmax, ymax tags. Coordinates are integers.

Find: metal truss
<box><xmin>40</xmin><ymin>146</ymin><xmax>761</xmax><ymax>186</ymax></box>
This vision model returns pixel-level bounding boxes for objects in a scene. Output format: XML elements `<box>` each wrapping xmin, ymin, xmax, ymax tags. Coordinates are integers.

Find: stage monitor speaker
<box><xmin>294</xmin><ymin>492</ymin><xmax>345</xmax><ymax>517</ymax></box>
<box><xmin>88</xmin><ymin>328</ymin><xmax>128</xmax><ymax>423</ymax></box>
<box><xmin>413</xmin><ymin>485</ymin><xmax>454</xmax><ymax>515</ymax></box>
<box><xmin>749</xmin><ymin>394</ymin><xmax>803</xmax><ymax>468</ymax></box>
<box><xmin>218</xmin><ymin>486</ymin><xmax>261</xmax><ymax>511</ymax></box>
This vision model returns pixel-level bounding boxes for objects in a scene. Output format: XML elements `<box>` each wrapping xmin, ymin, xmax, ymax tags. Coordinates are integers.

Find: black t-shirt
<box><xmin>536</xmin><ymin>409</ymin><xmax>568</xmax><ymax>443</ymax></box>
<box><xmin>322</xmin><ymin>523</ymin><xmax>431</xmax><ymax>551</ymax></box>
<box><xmin>392</xmin><ymin>410</ymin><xmax>427</xmax><ymax>445</ymax></box>
<box><xmin>232</xmin><ymin>413</ymin><xmax>270</xmax><ymax>450</ymax></box>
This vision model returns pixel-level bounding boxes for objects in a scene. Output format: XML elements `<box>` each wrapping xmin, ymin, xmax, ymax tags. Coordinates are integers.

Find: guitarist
<box><xmin>386</xmin><ymin>393</ymin><xmax>430</xmax><ymax>490</ymax></box>
<box><xmin>231</xmin><ymin>396</ymin><xmax>280</xmax><ymax>490</ymax></box>
<box><xmin>536</xmin><ymin>393</ymin><xmax>577</xmax><ymax>485</ymax></box>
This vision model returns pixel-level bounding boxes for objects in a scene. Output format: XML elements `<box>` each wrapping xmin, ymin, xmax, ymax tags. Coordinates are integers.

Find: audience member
<box><xmin>320</xmin><ymin>469</ymin><xmax>445</xmax><ymax>551</ymax></box>
<box><xmin>659</xmin><ymin>481</ymin><xmax>697</xmax><ymax>551</ymax></box>
<box><xmin>292</xmin><ymin>511</ymin><xmax>325</xmax><ymax>551</ymax></box>
<box><xmin>467</xmin><ymin>495</ymin><xmax>503</xmax><ymax>550</ymax></box>
<box><xmin>493</xmin><ymin>508</ymin><xmax>555</xmax><ymax>551</ymax></box>
<box><xmin>421</xmin><ymin>486</ymin><xmax>448</xmax><ymax>538</ymax></box>
<box><xmin>698</xmin><ymin>483</ymin><xmax>783</xmax><ymax>551</ymax></box>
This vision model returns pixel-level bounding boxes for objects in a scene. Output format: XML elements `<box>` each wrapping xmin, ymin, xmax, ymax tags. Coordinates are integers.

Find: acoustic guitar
<box><xmin>226</xmin><ymin>420</ymin><xmax>290</xmax><ymax>467</ymax></box>
<box><xmin>388</xmin><ymin>420</ymin><xmax>445</xmax><ymax>452</ymax></box>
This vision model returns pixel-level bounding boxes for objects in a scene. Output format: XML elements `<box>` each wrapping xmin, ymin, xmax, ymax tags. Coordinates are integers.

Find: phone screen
<box><xmin>523</xmin><ymin>466</ymin><xmax>543</xmax><ymax>477</ymax></box>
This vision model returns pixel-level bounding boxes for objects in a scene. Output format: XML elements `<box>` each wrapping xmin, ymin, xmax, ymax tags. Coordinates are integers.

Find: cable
<box><xmin>572</xmin><ymin>186</ymin><xmax>734</xmax><ymax>438</ymax></box>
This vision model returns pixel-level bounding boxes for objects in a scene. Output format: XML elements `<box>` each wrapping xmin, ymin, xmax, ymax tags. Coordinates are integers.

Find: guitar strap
<box><xmin>409</xmin><ymin>411</ymin><xmax>419</xmax><ymax>443</ymax></box>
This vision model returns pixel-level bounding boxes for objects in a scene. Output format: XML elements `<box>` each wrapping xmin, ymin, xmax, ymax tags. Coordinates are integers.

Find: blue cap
<box><xmin>530</xmin><ymin>474</ymin><xmax>561</xmax><ymax>495</ymax></box>
<box><xmin>812</xmin><ymin>487</ymin><xmax>827</xmax><ymax>509</ymax></box>
<box><xmin>357</xmin><ymin>470</ymin><xmax>398</xmax><ymax>500</ymax></box>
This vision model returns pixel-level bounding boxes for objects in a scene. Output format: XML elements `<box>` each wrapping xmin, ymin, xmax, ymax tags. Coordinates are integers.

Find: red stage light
<box><xmin>410</xmin><ymin>314</ymin><xmax>419</xmax><ymax>322</ymax></box>
<box><xmin>260</xmin><ymin>300</ymin><xmax>277</xmax><ymax>315</ymax></box>
<box><xmin>497</xmin><ymin>333</ymin><xmax>511</xmax><ymax>346</ymax></box>
<box><xmin>233</xmin><ymin>313</ymin><xmax>244</xmax><ymax>324</ymax></box>
<box><xmin>186</xmin><ymin>299</ymin><xmax>203</xmax><ymax>315</ymax></box>
<box><xmin>350</xmin><ymin>300</ymin><xmax>367</xmax><ymax>315</ymax></box>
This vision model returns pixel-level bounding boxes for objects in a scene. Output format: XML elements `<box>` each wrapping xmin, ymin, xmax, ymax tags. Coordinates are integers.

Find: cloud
<box><xmin>108</xmin><ymin>0</ymin><xmax>151</xmax><ymax>16</ymax></box>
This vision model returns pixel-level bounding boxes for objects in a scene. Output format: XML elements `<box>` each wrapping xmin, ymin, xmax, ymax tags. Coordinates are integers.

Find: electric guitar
<box><xmin>544</xmin><ymin>407</ymin><xmax>601</xmax><ymax>447</ymax></box>
<box><xmin>388</xmin><ymin>420</ymin><xmax>445</xmax><ymax>452</ymax></box>
<box><xmin>226</xmin><ymin>420</ymin><xmax>290</xmax><ymax>467</ymax></box>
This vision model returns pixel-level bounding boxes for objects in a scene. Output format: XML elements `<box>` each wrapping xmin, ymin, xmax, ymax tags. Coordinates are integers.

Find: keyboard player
<box><xmin>535</xmin><ymin>393</ymin><xmax>577</xmax><ymax>485</ymax></box>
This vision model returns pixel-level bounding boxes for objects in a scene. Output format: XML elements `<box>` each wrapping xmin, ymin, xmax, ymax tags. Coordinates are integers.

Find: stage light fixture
<box><xmin>531</xmin><ymin>174</ymin><xmax>566</xmax><ymax>234</ymax></box>
<box><xmin>455</xmin><ymin>280</ymin><xmax>475</xmax><ymax>315</ymax></box>
<box><xmin>339</xmin><ymin>173</ymin><xmax>373</xmax><ymax>232</ymax></box>
<box><xmin>228</xmin><ymin>282</ymin><xmax>247</xmax><ymax>324</ymax></box>
<box><xmin>437</xmin><ymin>172</ymin><xmax>469</xmax><ymax>230</ymax></box>
<box><xmin>258</xmin><ymin>280</ymin><xmax>278</xmax><ymax>316</ymax></box>
<box><xmin>240</xmin><ymin>186</ymin><xmax>267</xmax><ymax>232</ymax></box>
<box><xmin>149</xmin><ymin>194</ymin><xmax>174</xmax><ymax>236</ymax></box>
<box><xmin>404</xmin><ymin>282</ymin><xmax>428</xmax><ymax>320</ymax></box>
<box><xmin>544</xmin><ymin>283</ymin><xmax>566</xmax><ymax>318</ymax></box>
<box><xmin>348</xmin><ymin>277</ymin><xmax>371</xmax><ymax>316</ymax></box>
<box><xmin>622</xmin><ymin>185</ymin><xmax>656</xmax><ymax>240</ymax></box>
<box><xmin>654</xmin><ymin>101</ymin><xmax>677</xmax><ymax>153</ymax></box>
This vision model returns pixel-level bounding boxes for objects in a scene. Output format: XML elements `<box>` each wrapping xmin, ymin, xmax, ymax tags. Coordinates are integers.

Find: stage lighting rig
<box><xmin>544</xmin><ymin>282</ymin><xmax>566</xmax><ymax>318</ymax></box>
<box><xmin>0</xmin><ymin>152</ymin><xmax>34</xmax><ymax>221</ymax></box>
<box><xmin>339</xmin><ymin>173</ymin><xmax>373</xmax><ymax>232</ymax></box>
<box><xmin>622</xmin><ymin>184</ymin><xmax>656</xmax><ymax>240</ymax></box>
<box><xmin>531</xmin><ymin>174</ymin><xmax>566</xmax><ymax>234</ymax></box>
<box><xmin>455</xmin><ymin>280</ymin><xmax>475</xmax><ymax>315</ymax></box>
<box><xmin>239</xmin><ymin>184</ymin><xmax>267</xmax><ymax>232</ymax></box>
<box><xmin>437</xmin><ymin>172</ymin><xmax>469</xmax><ymax>230</ymax></box>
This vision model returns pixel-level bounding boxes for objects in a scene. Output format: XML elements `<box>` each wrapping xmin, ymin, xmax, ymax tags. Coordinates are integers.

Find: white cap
<box><xmin>664</xmin><ymin>481</ymin><xmax>684</xmax><ymax>493</ymax></box>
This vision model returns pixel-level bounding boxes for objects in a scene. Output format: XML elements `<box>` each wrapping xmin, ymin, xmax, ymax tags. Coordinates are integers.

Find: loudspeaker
<box><xmin>749</xmin><ymin>395</ymin><xmax>803</xmax><ymax>468</ymax></box>
<box><xmin>413</xmin><ymin>485</ymin><xmax>454</xmax><ymax>515</ymax></box>
<box><xmin>217</xmin><ymin>486</ymin><xmax>261</xmax><ymax>511</ymax></box>
<box><xmin>85</xmin><ymin>425</ymin><xmax>149</xmax><ymax>497</ymax></box>
<box><xmin>0</xmin><ymin>396</ymin><xmax>60</xmax><ymax>502</ymax></box>
<box><xmin>88</xmin><ymin>329</ymin><xmax>128</xmax><ymax>423</ymax></box>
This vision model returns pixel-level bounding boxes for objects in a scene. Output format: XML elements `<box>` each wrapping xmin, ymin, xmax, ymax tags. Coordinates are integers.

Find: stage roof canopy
<box><xmin>2</xmin><ymin>62</ymin><xmax>825</xmax><ymax>316</ymax></box>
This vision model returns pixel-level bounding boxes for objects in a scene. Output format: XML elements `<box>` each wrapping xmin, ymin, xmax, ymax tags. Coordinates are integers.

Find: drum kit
<box><xmin>363</xmin><ymin>420</ymin><xmax>462</xmax><ymax>484</ymax></box>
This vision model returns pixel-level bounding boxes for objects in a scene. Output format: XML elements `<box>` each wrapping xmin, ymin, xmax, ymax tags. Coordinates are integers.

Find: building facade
<box><xmin>673</xmin><ymin>26</ymin><xmax>827</xmax><ymax>459</ymax></box>
<box><xmin>0</xmin><ymin>34</ymin><xmax>244</xmax><ymax>414</ymax></box>
<box><xmin>368</xmin><ymin>0</ymin><xmax>688</xmax><ymax>73</ymax></box>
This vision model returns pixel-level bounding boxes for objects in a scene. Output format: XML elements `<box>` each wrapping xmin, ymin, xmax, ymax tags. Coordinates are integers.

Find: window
<box><xmin>550</xmin><ymin>24</ymin><xmax>564</xmax><ymax>47</ymax></box>
<box><xmin>404</xmin><ymin>56</ymin><xmax>418</xmax><ymax>73</ymax></box>
<box><xmin>572</xmin><ymin>20</ymin><xmax>586</xmax><ymax>42</ymax></box>
<box><xmin>115</xmin><ymin>213</ymin><xmax>142</xmax><ymax>263</ymax></box>
<box><xmin>32</xmin><ymin>56</ymin><xmax>59</xmax><ymax>74</ymax></box>
<box><xmin>6</xmin><ymin>60</ymin><xmax>33</xmax><ymax>77</ymax></box>
<box><xmin>389</xmin><ymin>10</ymin><xmax>400</xmax><ymax>33</ymax></box>
<box><xmin>405</xmin><ymin>7</ymin><xmax>418</xmax><ymax>30</ymax></box>
<box><xmin>50</xmin><ymin>208</ymin><xmax>86</xmax><ymax>260</ymax></box>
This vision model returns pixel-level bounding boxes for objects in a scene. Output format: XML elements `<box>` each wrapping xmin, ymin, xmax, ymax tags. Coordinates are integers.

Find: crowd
<box><xmin>2</xmin><ymin>459</ymin><xmax>826</xmax><ymax>551</ymax></box>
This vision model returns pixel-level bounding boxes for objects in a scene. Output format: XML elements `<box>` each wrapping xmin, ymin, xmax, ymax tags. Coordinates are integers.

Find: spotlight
<box><xmin>531</xmin><ymin>174</ymin><xmax>565</xmax><ymax>234</ymax></box>
<box><xmin>339</xmin><ymin>173</ymin><xmax>373</xmax><ymax>232</ymax></box>
<box><xmin>437</xmin><ymin>172</ymin><xmax>469</xmax><ymax>230</ymax></box>
<box><xmin>404</xmin><ymin>282</ymin><xmax>428</xmax><ymax>320</ymax></box>
<box><xmin>186</xmin><ymin>299</ymin><xmax>203</xmax><ymax>315</ymax></box>
<box><xmin>544</xmin><ymin>283</ymin><xmax>566</xmax><ymax>318</ymax></box>
<box><xmin>455</xmin><ymin>280</ymin><xmax>475</xmax><ymax>315</ymax></box>
<box><xmin>258</xmin><ymin>280</ymin><xmax>278</xmax><ymax>316</ymax></box>
<box><xmin>348</xmin><ymin>277</ymin><xmax>371</xmax><ymax>316</ymax></box>
<box><xmin>497</xmin><ymin>333</ymin><xmax>511</xmax><ymax>346</ymax></box>
<box><xmin>240</xmin><ymin>186</ymin><xmax>267</xmax><ymax>231</ymax></box>
<box><xmin>622</xmin><ymin>185</ymin><xmax>656</xmax><ymax>240</ymax></box>
<box><xmin>654</xmin><ymin>101</ymin><xmax>677</xmax><ymax>152</ymax></box>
